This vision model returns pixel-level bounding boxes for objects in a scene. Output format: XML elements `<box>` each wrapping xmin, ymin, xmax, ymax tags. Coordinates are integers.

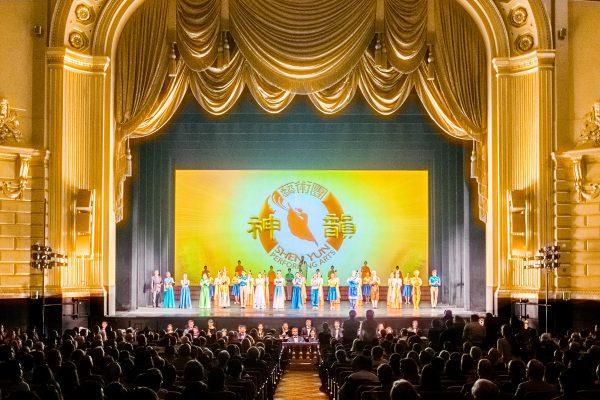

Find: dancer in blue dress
<box><xmin>310</xmin><ymin>271</ymin><xmax>323</xmax><ymax>310</ymax></box>
<box><xmin>362</xmin><ymin>272</ymin><xmax>372</xmax><ymax>303</ymax></box>
<box><xmin>272</xmin><ymin>270</ymin><xmax>285</xmax><ymax>309</ymax></box>
<box><xmin>163</xmin><ymin>271</ymin><xmax>175</xmax><ymax>308</ymax></box>
<box><xmin>291</xmin><ymin>272</ymin><xmax>303</xmax><ymax>309</ymax></box>
<box><xmin>402</xmin><ymin>272</ymin><xmax>413</xmax><ymax>305</ymax></box>
<box><xmin>347</xmin><ymin>270</ymin><xmax>360</xmax><ymax>309</ymax></box>
<box><xmin>179</xmin><ymin>273</ymin><xmax>192</xmax><ymax>309</ymax></box>
<box><xmin>231</xmin><ymin>275</ymin><xmax>240</xmax><ymax>304</ymax></box>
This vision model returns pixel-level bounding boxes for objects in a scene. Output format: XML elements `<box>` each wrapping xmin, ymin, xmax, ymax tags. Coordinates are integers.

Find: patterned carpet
<box><xmin>275</xmin><ymin>359</ymin><xmax>328</xmax><ymax>400</ymax></box>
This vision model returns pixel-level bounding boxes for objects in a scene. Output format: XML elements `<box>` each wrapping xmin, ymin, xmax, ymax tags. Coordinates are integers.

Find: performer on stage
<box><xmin>219</xmin><ymin>269</ymin><xmax>231</xmax><ymax>308</ymax></box>
<box><xmin>356</xmin><ymin>274</ymin><xmax>363</xmax><ymax>307</ymax></box>
<box><xmin>411</xmin><ymin>270</ymin><xmax>423</xmax><ymax>309</ymax></box>
<box><xmin>267</xmin><ymin>266</ymin><xmax>276</xmax><ymax>299</ymax></box>
<box><xmin>301</xmin><ymin>273</ymin><xmax>307</xmax><ymax>305</ymax></box>
<box><xmin>199</xmin><ymin>272</ymin><xmax>211</xmax><ymax>309</ymax></box>
<box><xmin>263</xmin><ymin>269</ymin><xmax>270</xmax><ymax>308</ymax></box>
<box><xmin>273</xmin><ymin>270</ymin><xmax>285</xmax><ymax>310</ymax></box>
<box><xmin>239</xmin><ymin>271</ymin><xmax>249</xmax><ymax>308</ymax></box>
<box><xmin>298</xmin><ymin>255</ymin><xmax>308</xmax><ymax>280</ymax></box>
<box><xmin>213</xmin><ymin>271</ymin><xmax>222</xmax><ymax>308</ymax></box>
<box><xmin>179</xmin><ymin>273</ymin><xmax>192</xmax><ymax>309</ymax></box>
<box><xmin>247</xmin><ymin>271</ymin><xmax>255</xmax><ymax>308</ymax></box>
<box><xmin>429</xmin><ymin>269</ymin><xmax>441</xmax><ymax>308</ymax></box>
<box><xmin>395</xmin><ymin>270</ymin><xmax>403</xmax><ymax>308</ymax></box>
<box><xmin>402</xmin><ymin>272</ymin><xmax>413</xmax><ymax>305</ymax></box>
<box><xmin>291</xmin><ymin>272</ymin><xmax>304</xmax><ymax>309</ymax></box>
<box><xmin>327</xmin><ymin>265</ymin><xmax>336</xmax><ymax>280</ymax></box>
<box><xmin>327</xmin><ymin>271</ymin><xmax>340</xmax><ymax>310</ymax></box>
<box><xmin>361</xmin><ymin>261</ymin><xmax>371</xmax><ymax>280</ymax></box>
<box><xmin>362</xmin><ymin>271</ymin><xmax>372</xmax><ymax>303</ymax></box>
<box><xmin>163</xmin><ymin>271</ymin><xmax>175</xmax><ymax>308</ymax></box>
<box><xmin>235</xmin><ymin>260</ymin><xmax>244</xmax><ymax>277</ymax></box>
<box><xmin>370</xmin><ymin>270</ymin><xmax>381</xmax><ymax>309</ymax></box>
<box><xmin>207</xmin><ymin>269</ymin><xmax>215</xmax><ymax>301</ymax></box>
<box><xmin>253</xmin><ymin>272</ymin><xmax>266</xmax><ymax>310</ymax></box>
<box><xmin>347</xmin><ymin>270</ymin><xmax>360</xmax><ymax>309</ymax></box>
<box><xmin>310</xmin><ymin>270</ymin><xmax>323</xmax><ymax>310</ymax></box>
<box><xmin>150</xmin><ymin>270</ymin><xmax>162</xmax><ymax>308</ymax></box>
<box><xmin>231</xmin><ymin>274</ymin><xmax>240</xmax><ymax>304</ymax></box>
<box><xmin>387</xmin><ymin>271</ymin><xmax>396</xmax><ymax>308</ymax></box>
<box><xmin>284</xmin><ymin>268</ymin><xmax>294</xmax><ymax>301</ymax></box>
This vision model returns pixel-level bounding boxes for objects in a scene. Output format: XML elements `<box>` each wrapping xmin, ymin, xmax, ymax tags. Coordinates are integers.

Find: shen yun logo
<box><xmin>247</xmin><ymin>181</ymin><xmax>356</xmax><ymax>269</ymax></box>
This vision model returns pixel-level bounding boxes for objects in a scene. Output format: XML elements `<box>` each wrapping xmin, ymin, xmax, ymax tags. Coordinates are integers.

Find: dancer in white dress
<box><xmin>253</xmin><ymin>272</ymin><xmax>266</xmax><ymax>310</ymax></box>
<box><xmin>272</xmin><ymin>271</ymin><xmax>285</xmax><ymax>309</ymax></box>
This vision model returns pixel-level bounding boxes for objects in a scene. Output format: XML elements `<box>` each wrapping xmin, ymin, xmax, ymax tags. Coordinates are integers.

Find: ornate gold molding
<box><xmin>0</xmin><ymin>98</ymin><xmax>24</xmax><ymax>144</ymax></box>
<box><xmin>0</xmin><ymin>152</ymin><xmax>32</xmax><ymax>200</ymax></box>
<box><xmin>46</xmin><ymin>47</ymin><xmax>110</xmax><ymax>74</ymax></box>
<box><xmin>579</xmin><ymin>101</ymin><xmax>600</xmax><ymax>146</ymax></box>
<box><xmin>557</xmin><ymin>100</ymin><xmax>600</xmax><ymax>202</ymax></box>
<box><xmin>559</xmin><ymin>148</ymin><xmax>600</xmax><ymax>203</ymax></box>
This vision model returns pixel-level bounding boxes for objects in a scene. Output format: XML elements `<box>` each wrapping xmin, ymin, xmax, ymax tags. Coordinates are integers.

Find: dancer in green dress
<box><xmin>199</xmin><ymin>271</ymin><xmax>211</xmax><ymax>309</ymax></box>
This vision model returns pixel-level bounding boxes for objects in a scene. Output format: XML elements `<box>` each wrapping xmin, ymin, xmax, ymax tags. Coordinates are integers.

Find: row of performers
<box><xmin>151</xmin><ymin>267</ymin><xmax>441</xmax><ymax>310</ymax></box>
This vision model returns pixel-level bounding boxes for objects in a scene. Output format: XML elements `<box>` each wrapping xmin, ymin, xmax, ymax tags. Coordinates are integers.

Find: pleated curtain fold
<box><xmin>114</xmin><ymin>0</ymin><xmax>489</xmax><ymax>222</ymax></box>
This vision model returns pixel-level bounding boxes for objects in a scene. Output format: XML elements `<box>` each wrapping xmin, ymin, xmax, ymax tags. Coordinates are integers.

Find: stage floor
<box><xmin>115</xmin><ymin>303</ymin><xmax>468</xmax><ymax>319</ymax></box>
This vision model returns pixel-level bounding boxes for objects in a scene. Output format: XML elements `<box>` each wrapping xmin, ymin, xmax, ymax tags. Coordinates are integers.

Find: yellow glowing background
<box><xmin>175</xmin><ymin>170</ymin><xmax>428</xmax><ymax>283</ymax></box>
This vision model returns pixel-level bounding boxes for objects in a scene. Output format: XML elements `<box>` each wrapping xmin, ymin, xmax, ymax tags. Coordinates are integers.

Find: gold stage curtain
<box><xmin>113</xmin><ymin>0</ymin><xmax>490</xmax><ymax>221</ymax></box>
<box><xmin>230</xmin><ymin>0</ymin><xmax>375</xmax><ymax>94</ymax></box>
<box><xmin>188</xmin><ymin>49</ymin><xmax>245</xmax><ymax>115</ymax></box>
<box><xmin>114</xmin><ymin>0</ymin><xmax>187</xmax><ymax>221</ymax></box>
<box><xmin>416</xmin><ymin>0</ymin><xmax>486</xmax><ymax>141</ymax></box>
<box><xmin>384</xmin><ymin>0</ymin><xmax>427</xmax><ymax>73</ymax></box>
<box><xmin>177</xmin><ymin>0</ymin><xmax>221</xmax><ymax>72</ymax></box>
<box><xmin>358</xmin><ymin>53</ymin><xmax>413</xmax><ymax>115</ymax></box>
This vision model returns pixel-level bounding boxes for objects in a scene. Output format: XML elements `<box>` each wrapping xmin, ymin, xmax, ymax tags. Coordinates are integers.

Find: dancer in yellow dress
<box><xmin>263</xmin><ymin>269</ymin><xmax>270</xmax><ymax>308</ymax></box>
<box><xmin>395</xmin><ymin>270</ymin><xmax>403</xmax><ymax>309</ymax></box>
<box><xmin>213</xmin><ymin>271</ymin><xmax>222</xmax><ymax>308</ymax></box>
<box><xmin>411</xmin><ymin>270</ymin><xmax>423</xmax><ymax>309</ymax></box>
<box><xmin>301</xmin><ymin>274</ymin><xmax>307</xmax><ymax>305</ymax></box>
<box><xmin>247</xmin><ymin>271</ymin><xmax>254</xmax><ymax>308</ymax></box>
<box><xmin>387</xmin><ymin>272</ymin><xmax>396</xmax><ymax>308</ymax></box>
<box><xmin>370</xmin><ymin>270</ymin><xmax>381</xmax><ymax>309</ymax></box>
<box><xmin>327</xmin><ymin>272</ymin><xmax>340</xmax><ymax>310</ymax></box>
<box><xmin>219</xmin><ymin>269</ymin><xmax>230</xmax><ymax>308</ymax></box>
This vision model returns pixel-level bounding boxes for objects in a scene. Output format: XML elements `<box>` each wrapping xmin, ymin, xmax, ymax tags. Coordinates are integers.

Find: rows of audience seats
<box><xmin>0</xmin><ymin>321</ymin><xmax>284</xmax><ymax>400</ymax></box>
<box><xmin>318</xmin><ymin>312</ymin><xmax>600</xmax><ymax>400</ymax></box>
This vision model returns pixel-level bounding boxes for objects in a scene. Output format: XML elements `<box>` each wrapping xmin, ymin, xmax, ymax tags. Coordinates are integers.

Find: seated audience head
<box><xmin>471</xmin><ymin>379</ymin><xmax>499</xmax><ymax>400</ymax></box>
<box><xmin>390</xmin><ymin>379</ymin><xmax>419</xmax><ymax>400</ymax></box>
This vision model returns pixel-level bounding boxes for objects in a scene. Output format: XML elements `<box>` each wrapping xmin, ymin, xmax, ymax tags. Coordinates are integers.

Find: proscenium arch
<box><xmin>47</xmin><ymin>0</ymin><xmax>554</xmax><ymax>314</ymax></box>
<box><xmin>50</xmin><ymin>0</ymin><xmax>553</xmax><ymax>58</ymax></box>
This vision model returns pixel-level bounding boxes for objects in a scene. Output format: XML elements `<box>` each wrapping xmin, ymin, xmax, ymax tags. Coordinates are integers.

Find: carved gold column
<box><xmin>488</xmin><ymin>51</ymin><xmax>556</xmax><ymax>311</ymax></box>
<box><xmin>45</xmin><ymin>48</ymin><xmax>111</xmax><ymax>301</ymax></box>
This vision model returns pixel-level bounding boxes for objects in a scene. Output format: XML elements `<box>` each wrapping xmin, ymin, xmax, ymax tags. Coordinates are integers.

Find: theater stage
<box><xmin>107</xmin><ymin>302</ymin><xmax>474</xmax><ymax>331</ymax></box>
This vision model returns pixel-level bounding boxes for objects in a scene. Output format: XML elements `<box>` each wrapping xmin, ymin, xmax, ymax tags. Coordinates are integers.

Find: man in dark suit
<box><xmin>301</xmin><ymin>319</ymin><xmax>313</xmax><ymax>338</ymax></box>
<box><xmin>288</xmin><ymin>327</ymin><xmax>304</xmax><ymax>343</ymax></box>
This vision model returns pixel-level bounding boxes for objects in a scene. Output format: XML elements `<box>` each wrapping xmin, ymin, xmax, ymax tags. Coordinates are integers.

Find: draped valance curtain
<box><xmin>114</xmin><ymin>0</ymin><xmax>488</xmax><ymax>222</ymax></box>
